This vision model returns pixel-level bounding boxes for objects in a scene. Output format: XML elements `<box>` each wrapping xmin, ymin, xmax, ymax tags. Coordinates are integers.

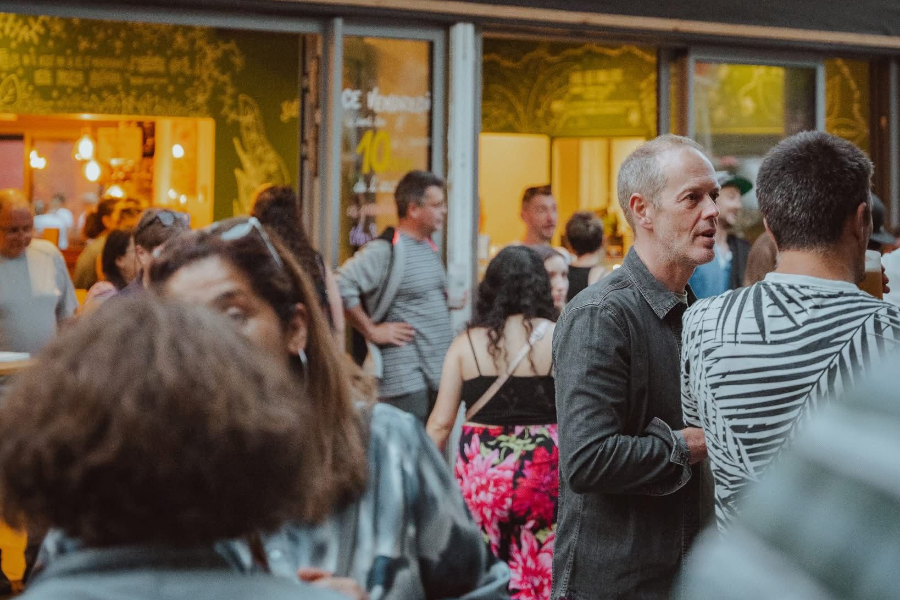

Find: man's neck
<box><xmin>632</xmin><ymin>239</ymin><xmax>693</xmax><ymax>293</ymax></box>
<box><xmin>572</xmin><ymin>250</ymin><xmax>603</xmax><ymax>268</ymax></box>
<box><xmin>522</xmin><ymin>231</ymin><xmax>550</xmax><ymax>246</ymax></box>
<box><xmin>396</xmin><ymin>221</ymin><xmax>429</xmax><ymax>242</ymax></box>
<box><xmin>775</xmin><ymin>248</ymin><xmax>858</xmax><ymax>284</ymax></box>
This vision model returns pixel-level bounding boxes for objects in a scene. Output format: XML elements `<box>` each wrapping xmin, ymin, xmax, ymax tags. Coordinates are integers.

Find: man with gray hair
<box><xmin>0</xmin><ymin>189</ymin><xmax>77</xmax><ymax>355</ymax></box>
<box><xmin>553</xmin><ymin>135</ymin><xmax>717</xmax><ymax>599</ymax></box>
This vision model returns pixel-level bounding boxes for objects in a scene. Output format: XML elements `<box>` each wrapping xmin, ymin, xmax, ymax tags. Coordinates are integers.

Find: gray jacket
<box><xmin>22</xmin><ymin>545</ymin><xmax>342</xmax><ymax>600</ymax></box>
<box><xmin>552</xmin><ymin>248</ymin><xmax>713</xmax><ymax>600</ymax></box>
<box><xmin>224</xmin><ymin>403</ymin><xmax>510</xmax><ymax>600</ymax></box>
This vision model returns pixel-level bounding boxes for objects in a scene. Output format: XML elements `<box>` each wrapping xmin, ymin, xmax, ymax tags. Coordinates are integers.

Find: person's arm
<box><xmin>412</xmin><ymin>420</ymin><xmax>511</xmax><ymax>600</ymax></box>
<box><xmin>554</xmin><ymin>302</ymin><xmax>694</xmax><ymax>496</ymax></box>
<box><xmin>426</xmin><ymin>337</ymin><xmax>465</xmax><ymax>451</ymax></box>
<box><xmin>338</xmin><ymin>242</ymin><xmax>415</xmax><ymax>346</ymax></box>
<box><xmin>323</xmin><ymin>268</ymin><xmax>346</xmax><ymax>347</ymax></box>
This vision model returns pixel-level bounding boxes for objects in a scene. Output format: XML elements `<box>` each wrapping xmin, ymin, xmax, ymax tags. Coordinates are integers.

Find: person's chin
<box><xmin>692</xmin><ymin>245</ymin><xmax>716</xmax><ymax>265</ymax></box>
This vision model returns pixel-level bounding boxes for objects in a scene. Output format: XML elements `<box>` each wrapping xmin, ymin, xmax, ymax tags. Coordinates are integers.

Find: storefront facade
<box><xmin>3</xmin><ymin>0</ymin><xmax>899</xmax><ymax>323</ymax></box>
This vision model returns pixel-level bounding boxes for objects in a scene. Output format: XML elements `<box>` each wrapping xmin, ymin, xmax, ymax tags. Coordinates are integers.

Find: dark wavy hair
<box><xmin>0</xmin><ymin>296</ymin><xmax>311</xmax><ymax>547</ymax></box>
<box><xmin>469</xmin><ymin>245</ymin><xmax>557</xmax><ymax>370</ymax></box>
<box><xmin>82</xmin><ymin>197</ymin><xmax>118</xmax><ymax>239</ymax></box>
<box><xmin>251</xmin><ymin>185</ymin><xmax>328</xmax><ymax>314</ymax></box>
<box><xmin>149</xmin><ymin>217</ymin><xmax>370</xmax><ymax>522</ymax></box>
<box><xmin>100</xmin><ymin>227</ymin><xmax>133</xmax><ymax>290</ymax></box>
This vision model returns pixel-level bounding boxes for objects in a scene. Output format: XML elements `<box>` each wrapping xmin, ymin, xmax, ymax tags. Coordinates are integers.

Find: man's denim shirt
<box><xmin>552</xmin><ymin>248</ymin><xmax>713</xmax><ymax>600</ymax></box>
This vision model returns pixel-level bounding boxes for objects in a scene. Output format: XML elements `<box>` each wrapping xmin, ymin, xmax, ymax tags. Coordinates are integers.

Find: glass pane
<box><xmin>340</xmin><ymin>36</ymin><xmax>433</xmax><ymax>263</ymax></box>
<box><xmin>479</xmin><ymin>38</ymin><xmax>655</xmax><ymax>260</ymax></box>
<box><xmin>694</xmin><ymin>62</ymin><xmax>817</xmax><ymax>159</ymax></box>
<box><xmin>825</xmin><ymin>58</ymin><xmax>870</xmax><ymax>154</ymax></box>
<box><xmin>693</xmin><ymin>61</ymin><xmax>817</xmax><ymax>238</ymax></box>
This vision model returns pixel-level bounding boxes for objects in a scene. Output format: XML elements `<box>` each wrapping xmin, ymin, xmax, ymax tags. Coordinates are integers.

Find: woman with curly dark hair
<box><xmin>0</xmin><ymin>296</ymin><xmax>336</xmax><ymax>600</ymax></box>
<box><xmin>145</xmin><ymin>217</ymin><xmax>508</xmax><ymax>600</ymax></box>
<box><xmin>251</xmin><ymin>185</ymin><xmax>345</xmax><ymax>343</ymax></box>
<box><xmin>427</xmin><ymin>245</ymin><xmax>559</xmax><ymax>600</ymax></box>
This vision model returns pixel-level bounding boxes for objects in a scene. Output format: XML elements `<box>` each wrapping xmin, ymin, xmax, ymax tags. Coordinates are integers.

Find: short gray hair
<box><xmin>616</xmin><ymin>135</ymin><xmax>705</xmax><ymax>225</ymax></box>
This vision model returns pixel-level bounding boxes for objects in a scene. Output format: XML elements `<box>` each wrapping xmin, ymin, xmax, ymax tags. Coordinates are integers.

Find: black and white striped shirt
<box><xmin>682</xmin><ymin>273</ymin><xmax>900</xmax><ymax>530</ymax></box>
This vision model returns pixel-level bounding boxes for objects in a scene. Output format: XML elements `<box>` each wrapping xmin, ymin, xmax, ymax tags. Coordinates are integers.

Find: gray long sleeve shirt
<box><xmin>552</xmin><ymin>248</ymin><xmax>713</xmax><ymax>600</ymax></box>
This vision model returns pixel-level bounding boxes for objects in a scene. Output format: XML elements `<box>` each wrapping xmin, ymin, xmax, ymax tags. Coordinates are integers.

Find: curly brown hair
<box><xmin>149</xmin><ymin>218</ymin><xmax>371</xmax><ymax>523</ymax></box>
<box><xmin>0</xmin><ymin>296</ymin><xmax>312</xmax><ymax>547</ymax></box>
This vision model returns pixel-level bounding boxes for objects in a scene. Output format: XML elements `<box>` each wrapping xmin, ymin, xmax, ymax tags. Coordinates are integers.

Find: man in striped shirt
<box><xmin>682</xmin><ymin>131</ymin><xmax>900</xmax><ymax>531</ymax></box>
<box><xmin>338</xmin><ymin>171</ymin><xmax>454</xmax><ymax>422</ymax></box>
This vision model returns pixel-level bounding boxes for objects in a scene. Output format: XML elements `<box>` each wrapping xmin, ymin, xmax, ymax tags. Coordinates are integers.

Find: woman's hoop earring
<box><xmin>297</xmin><ymin>348</ymin><xmax>308</xmax><ymax>376</ymax></box>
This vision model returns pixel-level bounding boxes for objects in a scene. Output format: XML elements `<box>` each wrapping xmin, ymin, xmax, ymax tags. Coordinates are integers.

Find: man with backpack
<box><xmin>338</xmin><ymin>171</ymin><xmax>454</xmax><ymax>422</ymax></box>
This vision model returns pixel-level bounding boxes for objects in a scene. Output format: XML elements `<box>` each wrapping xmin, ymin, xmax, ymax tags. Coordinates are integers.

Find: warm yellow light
<box><xmin>167</xmin><ymin>189</ymin><xmax>177</xmax><ymax>200</ymax></box>
<box><xmin>29</xmin><ymin>150</ymin><xmax>47</xmax><ymax>170</ymax></box>
<box><xmin>84</xmin><ymin>160</ymin><xmax>101</xmax><ymax>182</ymax></box>
<box><xmin>75</xmin><ymin>133</ymin><xmax>95</xmax><ymax>161</ymax></box>
<box><xmin>179</xmin><ymin>194</ymin><xmax>188</xmax><ymax>205</ymax></box>
<box><xmin>106</xmin><ymin>184</ymin><xmax>125</xmax><ymax>199</ymax></box>
<box><xmin>172</xmin><ymin>144</ymin><xmax>185</xmax><ymax>159</ymax></box>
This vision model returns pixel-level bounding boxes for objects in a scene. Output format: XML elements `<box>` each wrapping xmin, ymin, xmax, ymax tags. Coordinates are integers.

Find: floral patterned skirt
<box><xmin>455</xmin><ymin>423</ymin><xmax>559</xmax><ymax>600</ymax></box>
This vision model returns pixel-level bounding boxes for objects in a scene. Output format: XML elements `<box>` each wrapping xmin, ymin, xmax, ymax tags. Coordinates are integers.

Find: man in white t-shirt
<box><xmin>682</xmin><ymin>132</ymin><xmax>900</xmax><ymax>532</ymax></box>
<box><xmin>0</xmin><ymin>189</ymin><xmax>78</xmax><ymax>355</ymax></box>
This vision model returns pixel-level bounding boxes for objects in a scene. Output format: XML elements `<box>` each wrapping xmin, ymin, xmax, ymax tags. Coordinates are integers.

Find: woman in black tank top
<box><xmin>427</xmin><ymin>246</ymin><xmax>559</xmax><ymax>600</ymax></box>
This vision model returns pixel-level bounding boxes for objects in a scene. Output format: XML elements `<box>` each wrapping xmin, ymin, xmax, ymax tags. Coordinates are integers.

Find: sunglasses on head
<box><xmin>207</xmin><ymin>217</ymin><xmax>284</xmax><ymax>268</ymax></box>
<box><xmin>136</xmin><ymin>210</ymin><xmax>189</xmax><ymax>235</ymax></box>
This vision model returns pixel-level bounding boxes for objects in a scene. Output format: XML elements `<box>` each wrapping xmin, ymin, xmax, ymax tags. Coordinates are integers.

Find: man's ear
<box><xmin>134</xmin><ymin>245</ymin><xmax>151</xmax><ymax>269</ymax></box>
<box><xmin>852</xmin><ymin>201</ymin><xmax>872</xmax><ymax>245</ymax></box>
<box><xmin>629</xmin><ymin>193</ymin><xmax>653</xmax><ymax>231</ymax></box>
<box><xmin>285</xmin><ymin>303</ymin><xmax>309</xmax><ymax>356</ymax></box>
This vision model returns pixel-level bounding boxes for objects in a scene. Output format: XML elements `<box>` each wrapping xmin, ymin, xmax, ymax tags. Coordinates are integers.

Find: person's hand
<box><xmin>297</xmin><ymin>567</ymin><xmax>368</xmax><ymax>600</ymax></box>
<box><xmin>368</xmin><ymin>321</ymin><xmax>415</xmax><ymax>346</ymax></box>
<box><xmin>677</xmin><ymin>427</ymin><xmax>708</xmax><ymax>464</ymax></box>
<box><xmin>883</xmin><ymin>265</ymin><xmax>891</xmax><ymax>295</ymax></box>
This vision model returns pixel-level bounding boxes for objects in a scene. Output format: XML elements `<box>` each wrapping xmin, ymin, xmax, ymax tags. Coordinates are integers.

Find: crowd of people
<box><xmin>0</xmin><ymin>130</ymin><xmax>899</xmax><ymax>600</ymax></box>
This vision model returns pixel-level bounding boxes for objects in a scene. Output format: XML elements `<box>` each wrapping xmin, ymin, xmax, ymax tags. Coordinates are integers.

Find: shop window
<box><xmin>825</xmin><ymin>58</ymin><xmax>870</xmax><ymax>154</ymax></box>
<box><xmin>340</xmin><ymin>36</ymin><xmax>433</xmax><ymax>263</ymax></box>
<box><xmin>692</xmin><ymin>61</ymin><xmax>817</xmax><ymax>239</ymax></box>
<box><xmin>480</xmin><ymin>38</ymin><xmax>656</xmax><ymax>263</ymax></box>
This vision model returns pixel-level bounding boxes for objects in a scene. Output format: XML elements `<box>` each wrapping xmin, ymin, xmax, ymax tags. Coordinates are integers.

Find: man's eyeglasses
<box><xmin>207</xmin><ymin>217</ymin><xmax>283</xmax><ymax>268</ymax></box>
<box><xmin>136</xmin><ymin>210</ymin><xmax>189</xmax><ymax>236</ymax></box>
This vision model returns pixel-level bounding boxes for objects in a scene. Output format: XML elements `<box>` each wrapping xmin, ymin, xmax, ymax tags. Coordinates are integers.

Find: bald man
<box><xmin>0</xmin><ymin>189</ymin><xmax>77</xmax><ymax>355</ymax></box>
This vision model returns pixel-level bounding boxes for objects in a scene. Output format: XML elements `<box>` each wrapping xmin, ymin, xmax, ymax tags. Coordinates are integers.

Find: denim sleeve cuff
<box><xmin>641</xmin><ymin>417</ymin><xmax>692</xmax><ymax>496</ymax></box>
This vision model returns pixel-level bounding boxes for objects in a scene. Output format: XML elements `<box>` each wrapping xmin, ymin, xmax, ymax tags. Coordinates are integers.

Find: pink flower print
<box><xmin>511</xmin><ymin>445</ymin><xmax>559</xmax><ymax>524</ymax></box>
<box><xmin>455</xmin><ymin>433</ymin><xmax>517</xmax><ymax>553</ymax></box>
<box><xmin>509</xmin><ymin>528</ymin><xmax>555</xmax><ymax>600</ymax></box>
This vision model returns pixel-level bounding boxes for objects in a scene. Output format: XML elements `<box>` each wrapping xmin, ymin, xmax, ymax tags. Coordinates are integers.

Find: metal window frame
<box><xmin>317</xmin><ymin>21</ymin><xmax>448</xmax><ymax>266</ymax></box>
<box><xmin>685</xmin><ymin>47</ymin><xmax>827</xmax><ymax>136</ymax></box>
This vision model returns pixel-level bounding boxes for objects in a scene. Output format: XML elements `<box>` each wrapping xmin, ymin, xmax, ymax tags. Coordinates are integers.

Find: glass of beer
<box><xmin>860</xmin><ymin>249</ymin><xmax>884</xmax><ymax>299</ymax></box>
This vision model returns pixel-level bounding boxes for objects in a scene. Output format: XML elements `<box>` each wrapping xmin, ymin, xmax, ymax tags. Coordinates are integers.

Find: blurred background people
<box><xmin>31</xmin><ymin>198</ymin><xmax>69</xmax><ymax>250</ymax></box>
<box><xmin>252</xmin><ymin>184</ymin><xmax>345</xmax><ymax>344</ymax></box>
<box><xmin>81</xmin><ymin>228</ymin><xmax>137</xmax><ymax>314</ymax></box>
<box><xmin>73</xmin><ymin>197</ymin><xmax>141</xmax><ymax>289</ymax></box>
<box><xmin>565</xmin><ymin>211</ymin><xmax>609</xmax><ymax>301</ymax></box>
<box><xmin>531</xmin><ymin>244</ymin><xmax>569</xmax><ymax>312</ymax></box>
<box><xmin>0</xmin><ymin>189</ymin><xmax>77</xmax><ymax>355</ymax></box>
<box><xmin>150</xmin><ymin>217</ymin><xmax>509</xmax><ymax>600</ymax></box>
<box><xmin>688</xmin><ymin>173</ymin><xmax>752</xmax><ymax>298</ymax></box>
<box><xmin>428</xmin><ymin>245</ymin><xmax>558</xmax><ymax>600</ymax></box>
<box><xmin>0</xmin><ymin>296</ymin><xmax>335</xmax><ymax>600</ymax></box>
<box><xmin>742</xmin><ymin>230</ymin><xmax>777</xmax><ymax>286</ymax></box>
<box><xmin>124</xmin><ymin>208</ymin><xmax>190</xmax><ymax>295</ymax></box>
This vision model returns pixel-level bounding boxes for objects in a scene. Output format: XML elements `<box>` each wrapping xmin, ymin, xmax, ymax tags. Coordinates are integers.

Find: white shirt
<box><xmin>33</xmin><ymin>212</ymin><xmax>69</xmax><ymax>250</ymax></box>
<box><xmin>0</xmin><ymin>240</ymin><xmax>78</xmax><ymax>354</ymax></box>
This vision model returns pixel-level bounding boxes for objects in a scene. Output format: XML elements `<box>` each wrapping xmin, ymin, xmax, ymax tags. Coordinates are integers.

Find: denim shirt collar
<box><xmin>623</xmin><ymin>248</ymin><xmax>696</xmax><ymax>320</ymax></box>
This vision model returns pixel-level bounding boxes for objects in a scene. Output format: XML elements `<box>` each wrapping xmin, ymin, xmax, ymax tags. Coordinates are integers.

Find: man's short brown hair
<box><xmin>0</xmin><ymin>296</ymin><xmax>313</xmax><ymax>547</ymax></box>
